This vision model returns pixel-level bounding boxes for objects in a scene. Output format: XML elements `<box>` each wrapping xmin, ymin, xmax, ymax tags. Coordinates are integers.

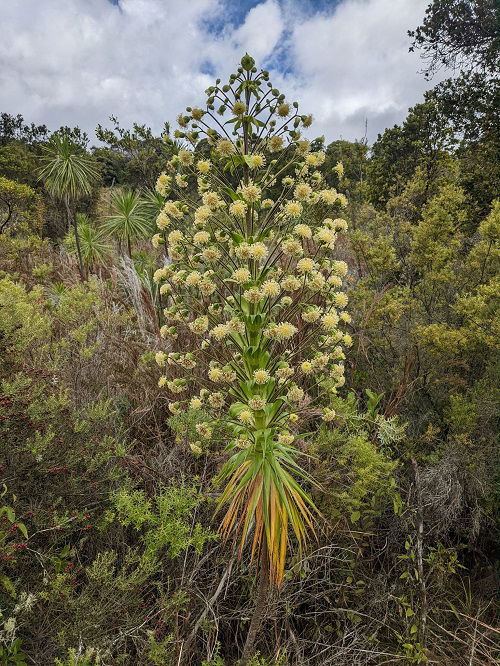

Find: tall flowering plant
<box><xmin>153</xmin><ymin>55</ymin><xmax>351</xmax><ymax>587</ymax></box>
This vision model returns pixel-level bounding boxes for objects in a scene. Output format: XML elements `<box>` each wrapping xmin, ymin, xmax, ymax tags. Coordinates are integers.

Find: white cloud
<box><xmin>0</xmin><ymin>0</ymin><xmax>437</xmax><ymax>144</ymax></box>
<box><xmin>283</xmin><ymin>0</ymin><xmax>436</xmax><ymax>140</ymax></box>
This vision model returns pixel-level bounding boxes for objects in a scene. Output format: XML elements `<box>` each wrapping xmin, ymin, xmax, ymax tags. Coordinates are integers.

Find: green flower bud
<box><xmin>241</xmin><ymin>53</ymin><xmax>255</xmax><ymax>71</ymax></box>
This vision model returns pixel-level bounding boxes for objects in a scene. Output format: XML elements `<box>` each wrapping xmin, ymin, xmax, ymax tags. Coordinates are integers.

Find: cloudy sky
<box><xmin>0</xmin><ymin>0</ymin><xmax>437</xmax><ymax>145</ymax></box>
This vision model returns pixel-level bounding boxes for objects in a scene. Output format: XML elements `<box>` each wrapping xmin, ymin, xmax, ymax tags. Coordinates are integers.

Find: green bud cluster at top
<box><xmin>151</xmin><ymin>53</ymin><xmax>351</xmax><ymax>499</ymax></box>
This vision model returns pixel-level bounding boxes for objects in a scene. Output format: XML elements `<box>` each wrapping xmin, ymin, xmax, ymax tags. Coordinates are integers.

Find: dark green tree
<box><xmin>368</xmin><ymin>100</ymin><xmax>454</xmax><ymax>208</ymax></box>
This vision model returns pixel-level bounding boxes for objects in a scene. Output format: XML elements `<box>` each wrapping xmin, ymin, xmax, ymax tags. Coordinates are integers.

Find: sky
<box><xmin>0</xmin><ymin>0</ymin><xmax>438</xmax><ymax>145</ymax></box>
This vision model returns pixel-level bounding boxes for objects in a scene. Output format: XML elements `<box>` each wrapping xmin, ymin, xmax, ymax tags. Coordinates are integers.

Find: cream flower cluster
<box><xmin>151</xmin><ymin>59</ymin><xmax>352</xmax><ymax>454</ymax></box>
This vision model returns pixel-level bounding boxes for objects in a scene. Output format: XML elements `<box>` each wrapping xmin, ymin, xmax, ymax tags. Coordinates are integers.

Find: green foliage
<box><xmin>63</xmin><ymin>214</ymin><xmax>112</xmax><ymax>268</ymax></box>
<box><xmin>368</xmin><ymin>100</ymin><xmax>453</xmax><ymax>207</ymax></box>
<box><xmin>95</xmin><ymin>116</ymin><xmax>172</xmax><ymax>189</ymax></box>
<box><xmin>0</xmin><ymin>177</ymin><xmax>41</xmax><ymax>235</ymax></box>
<box><xmin>0</xmin><ymin>638</ymin><xmax>27</xmax><ymax>666</ymax></box>
<box><xmin>38</xmin><ymin>135</ymin><xmax>100</xmax><ymax>201</ymax></box>
<box><xmin>112</xmin><ymin>483</ymin><xmax>216</xmax><ymax>559</ymax></box>
<box><xmin>53</xmin><ymin>647</ymin><xmax>100</xmax><ymax>666</ymax></box>
<box><xmin>313</xmin><ymin>395</ymin><xmax>399</xmax><ymax>523</ymax></box>
<box><xmin>101</xmin><ymin>188</ymin><xmax>150</xmax><ymax>256</ymax></box>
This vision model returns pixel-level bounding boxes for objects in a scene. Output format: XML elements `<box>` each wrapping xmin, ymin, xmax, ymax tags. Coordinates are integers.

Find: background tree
<box><xmin>38</xmin><ymin>135</ymin><xmax>100</xmax><ymax>279</ymax></box>
<box><xmin>0</xmin><ymin>177</ymin><xmax>41</xmax><ymax>235</ymax></box>
<box><xmin>63</xmin><ymin>213</ymin><xmax>112</xmax><ymax>274</ymax></box>
<box><xmin>95</xmin><ymin>117</ymin><xmax>172</xmax><ymax>189</ymax></box>
<box><xmin>409</xmin><ymin>0</ymin><xmax>499</xmax><ymax>221</ymax></box>
<box><xmin>102</xmin><ymin>188</ymin><xmax>150</xmax><ymax>257</ymax></box>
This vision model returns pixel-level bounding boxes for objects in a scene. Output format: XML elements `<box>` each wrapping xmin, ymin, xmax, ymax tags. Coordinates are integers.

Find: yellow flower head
<box><xmin>197</xmin><ymin>160</ymin><xmax>211</xmax><ymax>173</ymax></box>
<box><xmin>199</xmin><ymin>279</ymin><xmax>216</xmax><ymax>296</ymax></box>
<box><xmin>296</xmin><ymin>257</ymin><xmax>316</xmax><ymax>274</ymax></box>
<box><xmin>210</xmin><ymin>324</ymin><xmax>230</xmax><ymax>340</ymax></box>
<box><xmin>320</xmin><ymin>189</ymin><xmax>337</xmax><ymax>204</ymax></box>
<box><xmin>253</xmin><ymin>369</ymin><xmax>270</xmax><ymax>384</ymax></box>
<box><xmin>284</xmin><ymin>201</ymin><xmax>303</xmax><ymax>218</ymax></box>
<box><xmin>195</xmin><ymin>204</ymin><xmax>211</xmax><ymax>222</ymax></box>
<box><xmin>163</xmin><ymin>201</ymin><xmax>183</xmax><ymax>219</ymax></box>
<box><xmin>294</xmin><ymin>183</ymin><xmax>312</xmax><ymax>201</ymax></box>
<box><xmin>249</xmin><ymin>397</ymin><xmax>266</xmax><ymax>411</ymax></box>
<box><xmin>315</xmin><ymin>227</ymin><xmax>336</xmax><ymax>245</ymax></box>
<box><xmin>189</xmin><ymin>316</ymin><xmax>209</xmax><ymax>334</ymax></box>
<box><xmin>240</xmin><ymin>182</ymin><xmax>261</xmax><ymax>203</ymax></box>
<box><xmin>155</xmin><ymin>351</ymin><xmax>167</xmax><ymax>366</ymax></box>
<box><xmin>193</xmin><ymin>231</ymin><xmax>210</xmax><ymax>245</ymax></box>
<box><xmin>155</xmin><ymin>172</ymin><xmax>171</xmax><ymax>196</ymax></box>
<box><xmin>168</xmin><ymin>229</ymin><xmax>184</xmax><ymax>246</ymax></box>
<box><xmin>301</xmin><ymin>361</ymin><xmax>313</xmax><ymax>374</ymax></box>
<box><xmin>334</xmin><ymin>218</ymin><xmax>348</xmax><ymax>232</ymax></box>
<box><xmin>185</xmin><ymin>271</ymin><xmax>202</xmax><ymax>286</ymax></box>
<box><xmin>294</xmin><ymin>223</ymin><xmax>312</xmax><ymax>239</ymax></box>
<box><xmin>232</xmin><ymin>101</ymin><xmax>247</xmax><ymax>116</ymax></box>
<box><xmin>232</xmin><ymin>268</ymin><xmax>251</xmax><ymax>284</ymax></box>
<box><xmin>296</xmin><ymin>139</ymin><xmax>311</xmax><ymax>154</ymax></box>
<box><xmin>190</xmin><ymin>397</ymin><xmax>203</xmax><ymax>410</ymax></box>
<box><xmin>202</xmin><ymin>247</ymin><xmax>221</xmax><ymax>262</ymax></box>
<box><xmin>208</xmin><ymin>367</ymin><xmax>224</xmax><ymax>382</ymax></box>
<box><xmin>274</xmin><ymin>322</ymin><xmax>298</xmax><ymax>340</ymax></box>
<box><xmin>249</xmin><ymin>154</ymin><xmax>266</xmax><ymax>169</ymax></box>
<box><xmin>268</xmin><ymin>135</ymin><xmax>284</xmax><ymax>152</ymax></box>
<box><xmin>281</xmin><ymin>275</ymin><xmax>301</xmax><ymax>292</ymax></box>
<box><xmin>277</xmin><ymin>102</ymin><xmax>290</xmax><ymax>117</ymax></box>
<box><xmin>281</xmin><ymin>239</ymin><xmax>303</xmax><ymax>257</ymax></box>
<box><xmin>202</xmin><ymin>191</ymin><xmax>223</xmax><ymax>210</ymax></box>
<box><xmin>178</xmin><ymin>150</ymin><xmax>194</xmax><ymax>166</ymax></box>
<box><xmin>287</xmin><ymin>385</ymin><xmax>304</xmax><ymax>402</ymax></box>
<box><xmin>333</xmin><ymin>260</ymin><xmax>348</xmax><ymax>276</ymax></box>
<box><xmin>334</xmin><ymin>292</ymin><xmax>348</xmax><ymax>308</ymax></box>
<box><xmin>250</xmin><ymin>242</ymin><xmax>268</xmax><ymax>261</ymax></box>
<box><xmin>332</xmin><ymin>162</ymin><xmax>344</xmax><ymax>178</ymax></box>
<box><xmin>156</xmin><ymin>212</ymin><xmax>171</xmax><ymax>230</ymax></box>
<box><xmin>302</xmin><ymin>307</ymin><xmax>322</xmax><ymax>323</ymax></box>
<box><xmin>321</xmin><ymin>311</ymin><xmax>339</xmax><ymax>330</ymax></box>
<box><xmin>244</xmin><ymin>288</ymin><xmax>262</xmax><ymax>304</ymax></box>
<box><xmin>261</xmin><ymin>280</ymin><xmax>281</xmax><ymax>298</ymax></box>
<box><xmin>238</xmin><ymin>410</ymin><xmax>253</xmax><ymax>424</ymax></box>
<box><xmin>229</xmin><ymin>200</ymin><xmax>248</xmax><ymax>218</ymax></box>
<box><xmin>322</xmin><ymin>408</ymin><xmax>336</xmax><ymax>422</ymax></box>
<box><xmin>217</xmin><ymin>139</ymin><xmax>236</xmax><ymax>156</ymax></box>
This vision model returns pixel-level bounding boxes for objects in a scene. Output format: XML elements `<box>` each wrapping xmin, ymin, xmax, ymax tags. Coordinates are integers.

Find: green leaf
<box><xmin>17</xmin><ymin>522</ymin><xmax>28</xmax><ymax>538</ymax></box>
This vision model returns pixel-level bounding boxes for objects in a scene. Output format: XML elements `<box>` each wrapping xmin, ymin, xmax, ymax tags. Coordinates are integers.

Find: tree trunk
<box><xmin>67</xmin><ymin>197</ymin><xmax>85</xmax><ymax>281</ymax></box>
<box><xmin>240</xmin><ymin>542</ymin><xmax>270</xmax><ymax>666</ymax></box>
<box><xmin>127</xmin><ymin>234</ymin><xmax>132</xmax><ymax>258</ymax></box>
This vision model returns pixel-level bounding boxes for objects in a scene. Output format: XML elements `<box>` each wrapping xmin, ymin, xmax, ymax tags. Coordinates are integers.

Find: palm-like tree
<box><xmin>64</xmin><ymin>213</ymin><xmax>112</xmax><ymax>274</ymax></box>
<box><xmin>102</xmin><ymin>189</ymin><xmax>150</xmax><ymax>257</ymax></box>
<box><xmin>38</xmin><ymin>135</ymin><xmax>100</xmax><ymax>280</ymax></box>
<box><xmin>141</xmin><ymin>188</ymin><xmax>164</xmax><ymax>231</ymax></box>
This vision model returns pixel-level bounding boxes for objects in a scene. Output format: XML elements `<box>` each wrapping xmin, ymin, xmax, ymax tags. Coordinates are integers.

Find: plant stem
<box><xmin>240</xmin><ymin>540</ymin><xmax>270</xmax><ymax>666</ymax></box>
<box><xmin>67</xmin><ymin>196</ymin><xmax>85</xmax><ymax>281</ymax></box>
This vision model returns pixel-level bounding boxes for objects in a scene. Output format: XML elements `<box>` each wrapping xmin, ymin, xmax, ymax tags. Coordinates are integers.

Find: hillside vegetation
<box><xmin>0</xmin><ymin>2</ymin><xmax>498</xmax><ymax>664</ymax></box>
